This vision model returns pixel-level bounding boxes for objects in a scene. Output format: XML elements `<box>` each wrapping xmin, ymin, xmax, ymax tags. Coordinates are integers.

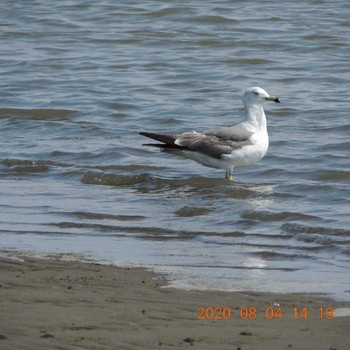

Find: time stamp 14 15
<box><xmin>197</xmin><ymin>306</ymin><xmax>335</xmax><ymax>320</ymax></box>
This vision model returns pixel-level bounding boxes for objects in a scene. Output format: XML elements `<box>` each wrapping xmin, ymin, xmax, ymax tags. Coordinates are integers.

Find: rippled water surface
<box><xmin>1</xmin><ymin>1</ymin><xmax>349</xmax><ymax>300</ymax></box>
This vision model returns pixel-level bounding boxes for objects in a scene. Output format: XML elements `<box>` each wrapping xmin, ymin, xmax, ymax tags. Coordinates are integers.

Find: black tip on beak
<box><xmin>265</xmin><ymin>96</ymin><xmax>280</xmax><ymax>103</ymax></box>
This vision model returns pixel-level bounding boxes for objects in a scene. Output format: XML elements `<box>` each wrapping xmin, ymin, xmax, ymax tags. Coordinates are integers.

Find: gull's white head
<box><xmin>243</xmin><ymin>86</ymin><xmax>280</xmax><ymax>108</ymax></box>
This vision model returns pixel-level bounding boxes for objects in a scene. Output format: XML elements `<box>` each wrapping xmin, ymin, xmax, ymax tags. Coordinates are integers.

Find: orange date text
<box><xmin>197</xmin><ymin>306</ymin><xmax>335</xmax><ymax>320</ymax></box>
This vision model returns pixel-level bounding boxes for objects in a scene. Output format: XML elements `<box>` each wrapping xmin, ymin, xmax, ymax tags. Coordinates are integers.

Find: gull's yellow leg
<box><xmin>225</xmin><ymin>169</ymin><xmax>233</xmax><ymax>181</ymax></box>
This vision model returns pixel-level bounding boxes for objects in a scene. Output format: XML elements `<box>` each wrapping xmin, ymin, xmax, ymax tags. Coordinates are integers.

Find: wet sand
<box><xmin>0</xmin><ymin>256</ymin><xmax>349</xmax><ymax>350</ymax></box>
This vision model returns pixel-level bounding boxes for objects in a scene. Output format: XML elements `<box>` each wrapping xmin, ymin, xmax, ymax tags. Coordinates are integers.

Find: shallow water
<box><xmin>0</xmin><ymin>0</ymin><xmax>349</xmax><ymax>300</ymax></box>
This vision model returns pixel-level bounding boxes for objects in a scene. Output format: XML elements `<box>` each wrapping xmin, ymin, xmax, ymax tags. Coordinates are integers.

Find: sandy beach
<box><xmin>0</xmin><ymin>255</ymin><xmax>349</xmax><ymax>350</ymax></box>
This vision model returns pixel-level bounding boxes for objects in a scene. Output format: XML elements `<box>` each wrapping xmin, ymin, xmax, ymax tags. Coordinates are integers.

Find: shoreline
<box><xmin>1</xmin><ymin>255</ymin><xmax>349</xmax><ymax>349</ymax></box>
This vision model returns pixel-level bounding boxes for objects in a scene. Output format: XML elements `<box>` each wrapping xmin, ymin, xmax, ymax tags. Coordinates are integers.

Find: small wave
<box><xmin>293</xmin><ymin>234</ymin><xmax>340</xmax><ymax>246</ymax></box>
<box><xmin>257</xmin><ymin>250</ymin><xmax>311</xmax><ymax>260</ymax></box>
<box><xmin>94</xmin><ymin>164</ymin><xmax>167</xmax><ymax>172</ymax></box>
<box><xmin>223</xmin><ymin>58</ymin><xmax>275</xmax><ymax>65</ymax></box>
<box><xmin>241</xmin><ymin>210</ymin><xmax>318</xmax><ymax>222</ymax></box>
<box><xmin>282</xmin><ymin>223</ymin><xmax>350</xmax><ymax>237</ymax></box>
<box><xmin>1</xmin><ymin>158</ymin><xmax>72</xmax><ymax>174</ymax></box>
<box><xmin>81</xmin><ymin>170</ymin><xmax>151</xmax><ymax>187</ymax></box>
<box><xmin>310</xmin><ymin>169</ymin><xmax>350</xmax><ymax>182</ymax></box>
<box><xmin>69</xmin><ymin>211</ymin><xmax>145</xmax><ymax>221</ymax></box>
<box><xmin>50</xmin><ymin>221</ymin><xmax>235</xmax><ymax>240</ymax></box>
<box><xmin>303</xmin><ymin>34</ymin><xmax>334</xmax><ymax>41</ymax></box>
<box><xmin>0</xmin><ymin>108</ymin><xmax>78</xmax><ymax>121</ymax></box>
<box><xmin>190</xmin><ymin>15</ymin><xmax>237</xmax><ymax>24</ymax></box>
<box><xmin>145</xmin><ymin>7</ymin><xmax>187</xmax><ymax>18</ymax></box>
<box><xmin>282</xmin><ymin>223</ymin><xmax>350</xmax><ymax>250</ymax></box>
<box><xmin>174</xmin><ymin>206</ymin><xmax>212</xmax><ymax>217</ymax></box>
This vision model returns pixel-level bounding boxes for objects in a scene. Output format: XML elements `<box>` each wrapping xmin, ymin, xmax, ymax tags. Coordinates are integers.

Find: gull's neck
<box><xmin>244</xmin><ymin>104</ymin><xmax>267</xmax><ymax>132</ymax></box>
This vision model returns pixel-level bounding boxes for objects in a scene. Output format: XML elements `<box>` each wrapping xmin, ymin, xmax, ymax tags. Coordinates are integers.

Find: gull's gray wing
<box><xmin>204</xmin><ymin>124</ymin><xmax>253</xmax><ymax>142</ymax></box>
<box><xmin>175</xmin><ymin>128</ymin><xmax>253</xmax><ymax>159</ymax></box>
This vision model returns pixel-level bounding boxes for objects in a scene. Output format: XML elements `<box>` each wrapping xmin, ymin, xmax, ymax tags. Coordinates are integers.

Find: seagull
<box><xmin>139</xmin><ymin>87</ymin><xmax>280</xmax><ymax>180</ymax></box>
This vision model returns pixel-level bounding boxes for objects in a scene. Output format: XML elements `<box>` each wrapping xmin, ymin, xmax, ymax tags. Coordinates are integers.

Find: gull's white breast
<box><xmin>223</xmin><ymin>129</ymin><xmax>269</xmax><ymax>168</ymax></box>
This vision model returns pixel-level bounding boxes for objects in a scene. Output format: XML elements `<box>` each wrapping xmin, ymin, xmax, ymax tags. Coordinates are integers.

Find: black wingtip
<box><xmin>139</xmin><ymin>131</ymin><xmax>177</xmax><ymax>145</ymax></box>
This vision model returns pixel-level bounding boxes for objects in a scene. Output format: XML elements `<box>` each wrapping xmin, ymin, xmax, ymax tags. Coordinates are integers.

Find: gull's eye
<box><xmin>253</xmin><ymin>91</ymin><xmax>259</xmax><ymax>95</ymax></box>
